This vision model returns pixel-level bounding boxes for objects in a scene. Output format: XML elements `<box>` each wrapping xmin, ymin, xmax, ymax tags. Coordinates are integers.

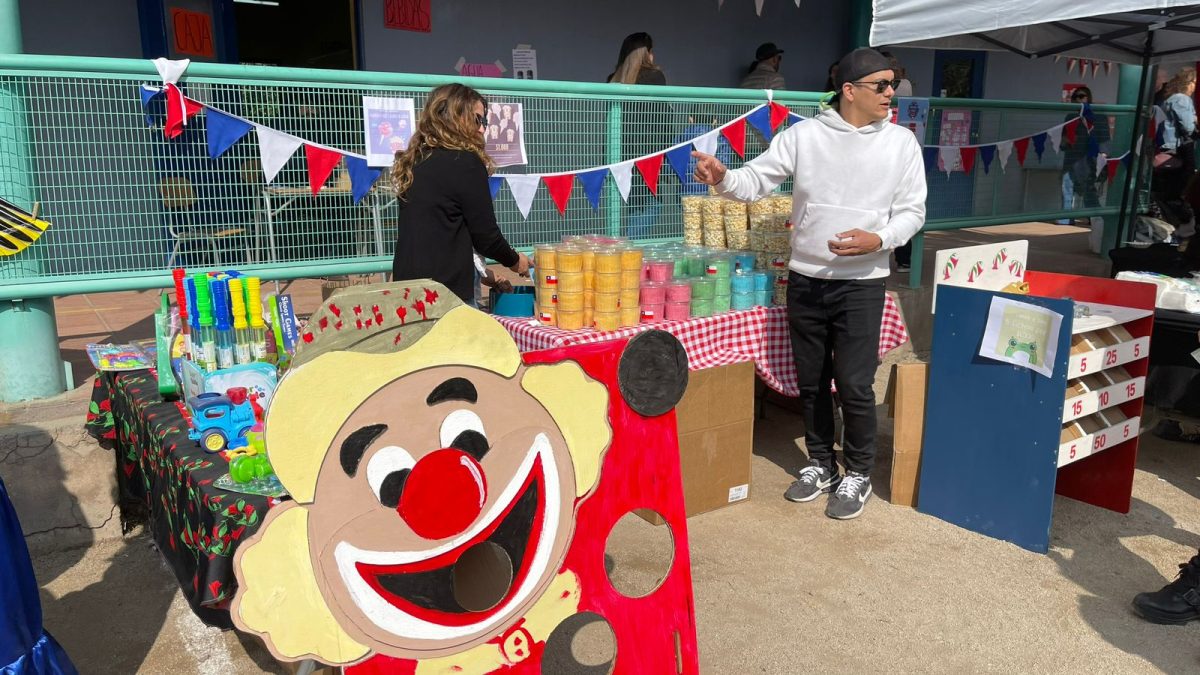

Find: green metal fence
<box><xmin>0</xmin><ymin>54</ymin><xmax>1135</xmax><ymax>300</ymax></box>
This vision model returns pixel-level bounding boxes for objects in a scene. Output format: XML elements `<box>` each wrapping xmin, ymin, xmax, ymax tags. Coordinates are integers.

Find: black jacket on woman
<box><xmin>391</xmin><ymin>148</ymin><xmax>519</xmax><ymax>304</ymax></box>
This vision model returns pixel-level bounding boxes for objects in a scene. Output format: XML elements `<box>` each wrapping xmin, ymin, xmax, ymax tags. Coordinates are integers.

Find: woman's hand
<box><xmin>510</xmin><ymin>252</ymin><xmax>531</xmax><ymax>276</ymax></box>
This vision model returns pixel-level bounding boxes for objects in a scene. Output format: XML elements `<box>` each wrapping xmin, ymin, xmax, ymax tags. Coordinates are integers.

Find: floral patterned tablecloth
<box><xmin>86</xmin><ymin>373</ymin><xmax>276</xmax><ymax>628</ymax></box>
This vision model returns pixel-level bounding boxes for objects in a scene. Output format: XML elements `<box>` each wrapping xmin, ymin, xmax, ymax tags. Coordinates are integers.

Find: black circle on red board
<box><xmin>618</xmin><ymin>331</ymin><xmax>689</xmax><ymax>417</ymax></box>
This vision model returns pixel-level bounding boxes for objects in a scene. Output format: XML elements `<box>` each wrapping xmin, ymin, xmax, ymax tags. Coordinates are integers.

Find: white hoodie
<box><xmin>716</xmin><ymin>108</ymin><xmax>927</xmax><ymax>280</ymax></box>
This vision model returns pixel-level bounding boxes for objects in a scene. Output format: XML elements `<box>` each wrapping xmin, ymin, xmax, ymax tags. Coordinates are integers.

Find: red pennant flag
<box><xmin>960</xmin><ymin>147</ymin><xmax>976</xmax><ymax>175</ymax></box>
<box><xmin>768</xmin><ymin>102</ymin><xmax>790</xmax><ymax>130</ymax></box>
<box><xmin>1014</xmin><ymin>137</ymin><xmax>1030</xmax><ymax>166</ymax></box>
<box><xmin>634</xmin><ymin>153</ymin><xmax>665</xmax><ymax>196</ymax></box>
<box><xmin>304</xmin><ymin>145</ymin><xmax>343</xmax><ymax>195</ymax></box>
<box><xmin>164</xmin><ymin>84</ymin><xmax>204</xmax><ymax>139</ymax></box>
<box><xmin>721</xmin><ymin>120</ymin><xmax>747</xmax><ymax>158</ymax></box>
<box><xmin>1106</xmin><ymin>159</ymin><xmax>1119</xmax><ymax>184</ymax></box>
<box><xmin>1063</xmin><ymin>118</ymin><xmax>1079</xmax><ymax>145</ymax></box>
<box><xmin>542</xmin><ymin>173</ymin><xmax>575</xmax><ymax>216</ymax></box>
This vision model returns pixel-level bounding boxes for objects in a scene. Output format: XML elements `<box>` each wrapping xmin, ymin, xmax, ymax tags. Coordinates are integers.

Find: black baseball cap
<box><xmin>755</xmin><ymin>43</ymin><xmax>784</xmax><ymax>61</ymax></box>
<box><xmin>835</xmin><ymin>47</ymin><xmax>893</xmax><ymax>88</ymax></box>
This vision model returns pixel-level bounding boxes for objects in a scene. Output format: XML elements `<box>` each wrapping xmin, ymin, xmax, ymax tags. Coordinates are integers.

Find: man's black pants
<box><xmin>786</xmin><ymin>272</ymin><xmax>885</xmax><ymax>475</ymax></box>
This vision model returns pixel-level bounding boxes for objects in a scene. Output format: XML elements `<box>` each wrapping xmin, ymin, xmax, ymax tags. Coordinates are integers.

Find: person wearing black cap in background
<box><xmin>741</xmin><ymin>42</ymin><xmax>786</xmax><ymax>90</ymax></box>
<box><xmin>693</xmin><ymin>48</ymin><xmax>926</xmax><ymax>520</ymax></box>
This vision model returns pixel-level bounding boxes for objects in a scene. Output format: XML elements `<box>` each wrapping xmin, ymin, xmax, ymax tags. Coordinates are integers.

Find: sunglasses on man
<box><xmin>850</xmin><ymin>79</ymin><xmax>902</xmax><ymax>94</ymax></box>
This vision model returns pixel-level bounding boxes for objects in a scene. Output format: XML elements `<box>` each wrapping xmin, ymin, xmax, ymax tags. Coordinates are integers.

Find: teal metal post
<box><xmin>0</xmin><ymin>0</ymin><xmax>67</xmax><ymax>402</ymax></box>
<box><xmin>606</xmin><ymin>101</ymin><xmax>622</xmax><ymax>238</ymax></box>
<box><xmin>849</xmin><ymin>0</ymin><xmax>872</xmax><ymax>49</ymax></box>
<box><xmin>1111</xmin><ymin>63</ymin><xmax>1145</xmax><ymax>255</ymax></box>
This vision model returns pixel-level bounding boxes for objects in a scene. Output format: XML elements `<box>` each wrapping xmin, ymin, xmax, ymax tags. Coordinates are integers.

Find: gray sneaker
<box><xmin>825</xmin><ymin>471</ymin><xmax>872</xmax><ymax>519</ymax></box>
<box><xmin>784</xmin><ymin>463</ymin><xmax>840</xmax><ymax>503</ymax></box>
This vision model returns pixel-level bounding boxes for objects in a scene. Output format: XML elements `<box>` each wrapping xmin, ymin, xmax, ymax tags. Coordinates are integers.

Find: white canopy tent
<box><xmin>870</xmin><ymin>0</ymin><xmax>1200</xmax><ymax>248</ymax></box>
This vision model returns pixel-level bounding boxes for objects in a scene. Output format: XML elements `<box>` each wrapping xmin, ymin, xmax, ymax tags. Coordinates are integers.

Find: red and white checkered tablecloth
<box><xmin>493</xmin><ymin>293</ymin><xmax>908</xmax><ymax>397</ymax></box>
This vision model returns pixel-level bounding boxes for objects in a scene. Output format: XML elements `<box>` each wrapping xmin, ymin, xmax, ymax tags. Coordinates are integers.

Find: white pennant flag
<box><xmin>1047</xmin><ymin>124</ymin><xmax>1064</xmax><ymax>154</ymax></box>
<box><xmin>755</xmin><ymin>0</ymin><xmax>765</xmax><ymax>15</ymax></box>
<box><xmin>152</xmin><ymin>57</ymin><xmax>190</xmax><ymax>85</ymax></box>
<box><xmin>795</xmin><ymin>0</ymin><xmax>801</xmax><ymax>5</ymax></box>
<box><xmin>504</xmin><ymin>175</ymin><xmax>540</xmax><ymax>218</ymax></box>
<box><xmin>694</xmin><ymin>130</ymin><xmax>720</xmax><ymax>157</ymax></box>
<box><xmin>937</xmin><ymin>146</ymin><xmax>959</xmax><ymax>176</ymax></box>
<box><xmin>610</xmin><ymin>161</ymin><xmax>634</xmax><ymax>202</ymax></box>
<box><xmin>256</xmin><ymin>125</ymin><xmax>302</xmax><ymax>184</ymax></box>
<box><xmin>996</xmin><ymin>141</ymin><xmax>1014</xmax><ymax>171</ymax></box>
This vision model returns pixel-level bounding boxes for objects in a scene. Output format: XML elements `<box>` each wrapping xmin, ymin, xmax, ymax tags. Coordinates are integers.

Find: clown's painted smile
<box><xmin>332</xmin><ymin>433</ymin><xmax>562</xmax><ymax>641</ymax></box>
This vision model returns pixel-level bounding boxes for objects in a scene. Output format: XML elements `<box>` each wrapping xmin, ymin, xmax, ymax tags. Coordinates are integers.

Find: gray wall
<box><xmin>18</xmin><ymin>0</ymin><xmax>143</xmax><ymax>58</ymax></box>
<box><xmin>359</xmin><ymin>0</ymin><xmax>850</xmax><ymax>89</ymax></box>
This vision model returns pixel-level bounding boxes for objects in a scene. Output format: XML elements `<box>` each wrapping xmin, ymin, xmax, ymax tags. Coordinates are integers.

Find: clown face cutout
<box><xmin>231</xmin><ymin>293</ymin><xmax>697</xmax><ymax>673</ymax></box>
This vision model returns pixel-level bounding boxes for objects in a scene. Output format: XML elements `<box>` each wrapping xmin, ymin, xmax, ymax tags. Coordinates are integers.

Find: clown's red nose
<box><xmin>399</xmin><ymin>448</ymin><xmax>488</xmax><ymax>540</ymax></box>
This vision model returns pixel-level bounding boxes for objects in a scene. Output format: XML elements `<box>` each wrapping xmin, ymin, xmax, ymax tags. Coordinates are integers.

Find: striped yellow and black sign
<box><xmin>0</xmin><ymin>198</ymin><xmax>50</xmax><ymax>257</ymax></box>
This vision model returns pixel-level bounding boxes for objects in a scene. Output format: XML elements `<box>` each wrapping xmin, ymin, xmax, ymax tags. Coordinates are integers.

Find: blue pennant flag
<box><xmin>488</xmin><ymin>176</ymin><xmax>504</xmax><ymax>201</ymax></box>
<box><xmin>138</xmin><ymin>85</ymin><xmax>163</xmax><ymax>126</ymax></box>
<box><xmin>205</xmin><ymin>108</ymin><xmax>254</xmax><ymax>159</ymax></box>
<box><xmin>577</xmin><ymin>168</ymin><xmax>607</xmax><ymax>211</ymax></box>
<box><xmin>922</xmin><ymin>146</ymin><xmax>938</xmax><ymax>173</ymax></box>
<box><xmin>746</xmin><ymin>106</ymin><xmax>774</xmax><ymax>142</ymax></box>
<box><xmin>665</xmin><ymin>144</ymin><xmax>693</xmax><ymax>184</ymax></box>
<box><xmin>1081</xmin><ymin>102</ymin><xmax>1095</xmax><ymax>122</ymax></box>
<box><xmin>1121</xmin><ymin>153</ymin><xmax>1133</xmax><ymax>169</ymax></box>
<box><xmin>979</xmin><ymin>145</ymin><xmax>996</xmax><ymax>174</ymax></box>
<box><xmin>1087</xmin><ymin>135</ymin><xmax>1100</xmax><ymax>158</ymax></box>
<box><xmin>344</xmin><ymin>156</ymin><xmax>384</xmax><ymax>204</ymax></box>
<box><xmin>1032</xmin><ymin>132</ymin><xmax>1048</xmax><ymax>160</ymax></box>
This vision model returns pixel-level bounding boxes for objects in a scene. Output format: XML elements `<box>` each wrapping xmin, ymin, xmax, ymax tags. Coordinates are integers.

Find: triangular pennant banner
<box><xmin>634</xmin><ymin>154</ymin><xmax>664</xmax><ymax>196</ymax></box>
<box><xmin>960</xmin><ymin>147</ymin><xmax>976</xmax><ymax>175</ymax></box>
<box><xmin>542</xmin><ymin>173</ymin><xmax>575</xmax><ymax>216</ymax></box>
<box><xmin>746</xmin><ymin>106</ymin><xmax>774</xmax><ymax>142</ymax></box>
<box><xmin>344</xmin><ymin>155</ymin><xmax>383</xmax><ymax>204</ymax></box>
<box><xmin>979</xmin><ymin>145</ymin><xmax>996</xmax><ymax>174</ymax></box>
<box><xmin>755</xmin><ymin>0</ymin><xmax>764</xmax><ymax>15</ymax></box>
<box><xmin>1082</xmin><ymin>102</ymin><xmax>1096</xmax><ymax>128</ymax></box>
<box><xmin>304</xmin><ymin>144</ymin><xmax>343</xmax><ymax>195</ymax></box>
<box><xmin>996</xmin><ymin>141</ymin><xmax>1013</xmax><ymax>170</ymax></box>
<box><xmin>693</xmin><ymin>130</ymin><xmax>719</xmax><ymax>157</ymax></box>
<box><xmin>938</xmin><ymin>146</ymin><xmax>959</xmax><ymax>175</ymax></box>
<box><xmin>721</xmin><ymin>120</ymin><xmax>747</xmax><ymax>158</ymax></box>
<box><xmin>1107</xmin><ymin>160</ymin><xmax>1119</xmax><ymax>184</ymax></box>
<box><xmin>163</xmin><ymin>84</ymin><xmax>203</xmax><ymax>139</ymax></box>
<box><xmin>1032</xmin><ymin>132</ymin><xmax>1048</xmax><ymax>160</ymax></box>
<box><xmin>1087</xmin><ymin>135</ymin><xmax>1100</xmax><ymax>158</ymax></box>
<box><xmin>1068</xmin><ymin>58</ymin><xmax>1078</xmax><ymax>73</ymax></box>
<box><xmin>138</xmin><ymin>85</ymin><xmax>163</xmax><ymax>126</ymax></box>
<box><xmin>611</xmin><ymin>161</ymin><xmax>634</xmax><ymax>202</ymax></box>
<box><xmin>1063</xmin><ymin>118</ymin><xmax>1079</xmax><ymax>146</ymax></box>
<box><xmin>769</xmin><ymin>102</ymin><xmax>790</xmax><ymax>130</ymax></box>
<box><xmin>488</xmin><ymin>176</ymin><xmax>504</xmax><ymax>200</ymax></box>
<box><xmin>922</xmin><ymin>147</ymin><xmax>938</xmax><ymax>172</ymax></box>
<box><xmin>1014</xmin><ymin>137</ymin><xmax>1030</xmax><ymax>166</ymax></box>
<box><xmin>578</xmin><ymin>168</ymin><xmax>607</xmax><ymax>211</ymax></box>
<box><xmin>256</xmin><ymin>125</ymin><xmax>303</xmax><ymax>184</ymax></box>
<box><xmin>206</xmin><ymin>108</ymin><xmax>254</xmax><ymax>159</ymax></box>
<box><xmin>665</xmin><ymin>144</ymin><xmax>693</xmax><ymax>183</ymax></box>
<box><xmin>504</xmin><ymin>175</ymin><xmax>540</xmax><ymax>218</ymax></box>
<box><xmin>1121</xmin><ymin>153</ymin><xmax>1133</xmax><ymax>169</ymax></box>
<box><xmin>1047</xmin><ymin>124</ymin><xmax>1063</xmax><ymax>154</ymax></box>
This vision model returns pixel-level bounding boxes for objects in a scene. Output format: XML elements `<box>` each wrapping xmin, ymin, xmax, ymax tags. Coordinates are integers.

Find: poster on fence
<box><xmin>362</xmin><ymin>96</ymin><xmax>416</xmax><ymax>167</ymax></box>
<box><xmin>485</xmin><ymin>101</ymin><xmax>528</xmax><ymax>167</ymax></box>
<box><xmin>894</xmin><ymin>97</ymin><xmax>929</xmax><ymax>142</ymax></box>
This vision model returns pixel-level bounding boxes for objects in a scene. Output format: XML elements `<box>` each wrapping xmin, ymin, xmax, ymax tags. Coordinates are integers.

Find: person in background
<box><xmin>1156</xmin><ymin>68</ymin><xmax>1199</xmax><ymax>247</ymax></box>
<box><xmin>881</xmin><ymin>51</ymin><xmax>913</xmax><ymax>97</ymax></box>
<box><xmin>741</xmin><ymin>42</ymin><xmax>786</xmax><ymax>90</ymax></box>
<box><xmin>1134</xmin><ymin>548</ymin><xmax>1200</xmax><ymax>624</ymax></box>
<box><xmin>606</xmin><ymin>32</ymin><xmax>666</xmax><ymax>85</ymax></box>
<box><xmin>692</xmin><ymin>48</ymin><xmax>926</xmax><ymax>520</ymax></box>
<box><xmin>391</xmin><ymin>83</ymin><xmax>530</xmax><ymax>305</ymax></box>
<box><xmin>1059</xmin><ymin>87</ymin><xmax>1109</xmax><ymax>234</ymax></box>
<box><xmin>823</xmin><ymin>61</ymin><xmax>839</xmax><ymax>91</ymax></box>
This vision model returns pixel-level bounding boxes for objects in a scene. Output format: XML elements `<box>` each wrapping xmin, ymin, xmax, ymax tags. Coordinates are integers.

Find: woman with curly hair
<box><xmin>391</xmin><ymin>83</ymin><xmax>529</xmax><ymax>305</ymax></box>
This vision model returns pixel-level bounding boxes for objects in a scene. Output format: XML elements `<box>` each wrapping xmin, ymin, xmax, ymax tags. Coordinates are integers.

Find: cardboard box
<box><xmin>884</xmin><ymin>362</ymin><xmax>928</xmax><ymax>508</ymax></box>
<box><xmin>638</xmin><ymin>360</ymin><xmax>755</xmax><ymax>524</ymax></box>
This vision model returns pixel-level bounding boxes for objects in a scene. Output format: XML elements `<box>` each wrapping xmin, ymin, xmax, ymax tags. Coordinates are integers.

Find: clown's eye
<box><xmin>367</xmin><ymin>446</ymin><xmax>416</xmax><ymax>508</ymax></box>
<box><xmin>440</xmin><ymin>409</ymin><xmax>487</xmax><ymax>454</ymax></box>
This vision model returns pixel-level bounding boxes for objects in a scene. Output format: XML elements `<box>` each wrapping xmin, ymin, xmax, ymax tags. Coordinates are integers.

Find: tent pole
<box><xmin>1114</xmin><ymin>30</ymin><xmax>1155</xmax><ymax>253</ymax></box>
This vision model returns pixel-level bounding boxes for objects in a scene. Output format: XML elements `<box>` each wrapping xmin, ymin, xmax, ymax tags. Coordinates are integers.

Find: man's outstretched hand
<box><xmin>692</xmin><ymin>151</ymin><xmax>728</xmax><ymax>186</ymax></box>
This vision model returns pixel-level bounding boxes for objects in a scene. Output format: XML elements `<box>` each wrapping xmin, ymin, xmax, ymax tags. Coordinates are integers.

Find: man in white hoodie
<box><xmin>693</xmin><ymin>48</ymin><xmax>926</xmax><ymax>519</ymax></box>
